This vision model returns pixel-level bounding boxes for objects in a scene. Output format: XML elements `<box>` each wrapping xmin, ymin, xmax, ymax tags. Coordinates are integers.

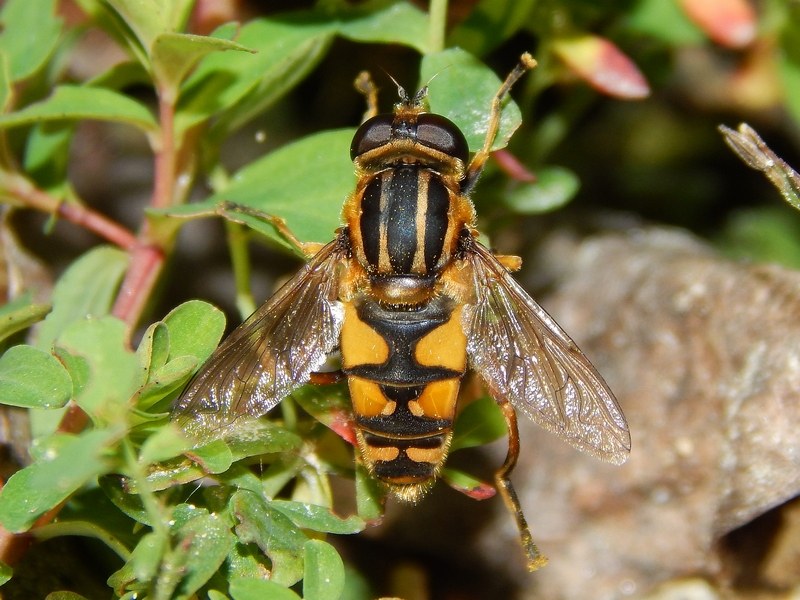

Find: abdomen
<box><xmin>340</xmin><ymin>295</ymin><xmax>467</xmax><ymax>501</ymax></box>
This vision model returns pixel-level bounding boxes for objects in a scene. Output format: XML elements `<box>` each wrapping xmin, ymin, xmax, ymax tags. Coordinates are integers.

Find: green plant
<box><xmin>2</xmin><ymin>0</ymin><xmax>794</xmax><ymax>597</ymax></box>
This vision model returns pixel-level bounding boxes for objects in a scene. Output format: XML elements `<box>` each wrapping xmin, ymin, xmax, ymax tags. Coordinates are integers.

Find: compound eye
<box><xmin>350</xmin><ymin>115</ymin><xmax>393</xmax><ymax>160</ymax></box>
<box><xmin>415</xmin><ymin>114</ymin><xmax>469</xmax><ymax>164</ymax></box>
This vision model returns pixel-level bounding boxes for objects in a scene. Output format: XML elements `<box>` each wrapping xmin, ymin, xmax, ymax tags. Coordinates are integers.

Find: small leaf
<box><xmin>355</xmin><ymin>462</ymin><xmax>385</xmax><ymax>523</ymax></box>
<box><xmin>229</xmin><ymin>578</ymin><xmax>301</xmax><ymax>600</ymax></box>
<box><xmin>136</xmin><ymin>354</ymin><xmax>197</xmax><ymax>410</ymax></box>
<box><xmin>128</xmin><ymin>530</ymin><xmax>167</xmax><ymax>583</ymax></box>
<box><xmin>679</xmin><ymin>0</ymin><xmax>756</xmax><ymax>48</ymax></box>
<box><xmin>230</xmin><ymin>491</ymin><xmax>306</xmax><ymax>587</ymax></box>
<box><xmin>0</xmin><ymin>0</ymin><xmax>63</xmax><ymax>82</ymax></box>
<box><xmin>441</xmin><ymin>467</ymin><xmax>496</xmax><ymax>500</ymax></box>
<box><xmin>421</xmin><ymin>49</ymin><xmax>526</xmax><ymax>153</ymax></box>
<box><xmin>270</xmin><ymin>500</ymin><xmax>365</xmax><ymax>535</ymax></box>
<box><xmin>0</xmin><ymin>428</ymin><xmax>118</xmax><ymax>532</ymax></box>
<box><xmin>99</xmin><ymin>475</ymin><xmax>151</xmax><ymax>526</ymax></box>
<box><xmin>184</xmin><ymin>439</ymin><xmax>233</xmax><ymax>474</ymax></box>
<box><xmin>223</xmin><ymin>421</ymin><xmax>302</xmax><ymax>462</ymax></box>
<box><xmin>135</xmin><ymin>321</ymin><xmax>170</xmax><ymax>382</ymax></box>
<box><xmin>336</xmin><ymin>1</ymin><xmax>429</xmax><ymax>54</ymax></box>
<box><xmin>23</xmin><ymin>123</ymin><xmax>74</xmax><ymax>191</ymax></box>
<box><xmin>54</xmin><ymin>317</ymin><xmax>142</xmax><ymax>418</ymax></box>
<box><xmin>178</xmin><ymin>17</ymin><xmax>334</xmax><ymax>136</ymax></box>
<box><xmin>303</xmin><ymin>539</ymin><xmax>345</xmax><ymax>600</ymax></box>
<box><xmin>0</xmin><ymin>51</ymin><xmax>11</xmax><ymax>113</ymax></box>
<box><xmin>151</xmin><ymin>31</ymin><xmax>253</xmax><ymax>92</ymax></box>
<box><xmin>0</xmin><ymin>86</ymin><xmax>158</xmax><ymax>133</ymax></box>
<box><xmin>553</xmin><ymin>35</ymin><xmax>650</xmax><ymax>99</ymax></box>
<box><xmin>450</xmin><ymin>396</ymin><xmax>507</xmax><ymax>452</ymax></box>
<box><xmin>0</xmin><ymin>560</ymin><xmax>11</xmax><ymax>586</ymax></box>
<box><xmin>0</xmin><ymin>294</ymin><xmax>50</xmax><ymax>344</ymax></box>
<box><xmin>138</xmin><ymin>423</ymin><xmax>193</xmax><ymax>464</ymax></box>
<box><xmin>36</xmin><ymin>246</ymin><xmax>128</xmax><ymax>351</ymax></box>
<box><xmin>162</xmin><ymin>300</ymin><xmax>226</xmax><ymax>364</ymax></box>
<box><xmin>106</xmin><ymin>0</ymin><xmax>194</xmax><ymax>51</ymax></box>
<box><xmin>501</xmin><ymin>165</ymin><xmax>580</xmax><ymax>214</ymax></box>
<box><xmin>0</xmin><ymin>344</ymin><xmax>71</xmax><ymax>409</ymax></box>
<box><xmin>174</xmin><ymin>510</ymin><xmax>235</xmax><ymax>598</ymax></box>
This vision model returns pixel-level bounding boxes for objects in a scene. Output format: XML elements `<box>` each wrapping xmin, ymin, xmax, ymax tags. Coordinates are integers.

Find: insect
<box><xmin>173</xmin><ymin>53</ymin><xmax>630</xmax><ymax>570</ymax></box>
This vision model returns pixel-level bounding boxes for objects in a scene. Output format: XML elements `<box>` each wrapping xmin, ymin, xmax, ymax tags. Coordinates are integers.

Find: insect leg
<box><xmin>463</xmin><ymin>53</ymin><xmax>537</xmax><ymax>193</ymax></box>
<box><xmin>495</xmin><ymin>398</ymin><xmax>549</xmax><ymax>571</ymax></box>
<box><xmin>309</xmin><ymin>370</ymin><xmax>344</xmax><ymax>385</ymax></box>
<box><xmin>354</xmin><ymin>71</ymin><xmax>380</xmax><ymax>121</ymax></box>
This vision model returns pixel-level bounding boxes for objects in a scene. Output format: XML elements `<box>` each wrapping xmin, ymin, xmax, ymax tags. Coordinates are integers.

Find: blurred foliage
<box><xmin>0</xmin><ymin>0</ymin><xmax>798</xmax><ymax>598</ymax></box>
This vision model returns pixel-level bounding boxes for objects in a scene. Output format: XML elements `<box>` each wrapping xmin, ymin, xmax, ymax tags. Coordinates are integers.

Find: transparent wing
<box><xmin>462</xmin><ymin>241</ymin><xmax>630</xmax><ymax>464</ymax></box>
<box><xmin>173</xmin><ymin>238</ymin><xmax>347</xmax><ymax>440</ymax></box>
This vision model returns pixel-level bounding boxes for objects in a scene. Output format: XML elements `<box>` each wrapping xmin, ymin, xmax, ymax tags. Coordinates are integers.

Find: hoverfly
<box><xmin>173</xmin><ymin>53</ymin><xmax>630</xmax><ymax>570</ymax></box>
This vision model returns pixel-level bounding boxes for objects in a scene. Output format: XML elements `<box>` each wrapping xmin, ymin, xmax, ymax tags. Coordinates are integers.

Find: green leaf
<box><xmin>421</xmin><ymin>49</ymin><xmax>525</xmax><ymax>153</ymax></box>
<box><xmin>501</xmin><ymin>165</ymin><xmax>580</xmax><ymax>214</ymax></box>
<box><xmin>0</xmin><ymin>344</ymin><xmax>71</xmax><ymax>409</ymax></box>
<box><xmin>450</xmin><ymin>396</ymin><xmax>507</xmax><ymax>452</ymax></box>
<box><xmin>0</xmin><ymin>428</ymin><xmax>118</xmax><ymax>532</ymax></box>
<box><xmin>441</xmin><ymin>467</ymin><xmax>496</xmax><ymax>500</ymax></box>
<box><xmin>224</xmin><ymin>421</ymin><xmax>303</xmax><ymax>462</ymax></box>
<box><xmin>229</xmin><ymin>577</ymin><xmax>301</xmax><ymax>600</ymax></box>
<box><xmin>99</xmin><ymin>475</ymin><xmax>151</xmax><ymax>526</ymax></box>
<box><xmin>54</xmin><ymin>317</ymin><xmax>142</xmax><ymax>418</ymax></box>
<box><xmin>447</xmin><ymin>0</ymin><xmax>536</xmax><ymax>56</ymax></box>
<box><xmin>270</xmin><ymin>500</ymin><xmax>365</xmax><ymax>535</ymax></box>
<box><xmin>336</xmin><ymin>0</ymin><xmax>429</xmax><ymax>54</ymax></box>
<box><xmin>0</xmin><ymin>52</ymin><xmax>11</xmax><ymax>113</ymax></box>
<box><xmin>0</xmin><ymin>560</ymin><xmax>11</xmax><ymax>586</ymax></box>
<box><xmin>169</xmin><ymin>129</ymin><xmax>354</xmax><ymax>247</ymax></box>
<box><xmin>138</xmin><ymin>423</ymin><xmax>192</xmax><ymax>464</ymax></box>
<box><xmin>135</xmin><ymin>354</ymin><xmax>197</xmax><ymax>410</ymax></box>
<box><xmin>0</xmin><ymin>294</ymin><xmax>50</xmax><ymax>344</ymax></box>
<box><xmin>624</xmin><ymin>0</ymin><xmax>707</xmax><ymax>46</ymax></box>
<box><xmin>36</xmin><ymin>246</ymin><xmax>129</xmax><ymax>351</ymax></box>
<box><xmin>0</xmin><ymin>0</ymin><xmax>63</xmax><ymax>82</ymax></box>
<box><xmin>128</xmin><ymin>530</ymin><xmax>167</xmax><ymax>583</ymax></box>
<box><xmin>151</xmin><ymin>32</ymin><xmax>254</xmax><ymax>92</ymax></box>
<box><xmin>230</xmin><ymin>491</ymin><xmax>306</xmax><ymax>587</ymax></box>
<box><xmin>719</xmin><ymin>206</ymin><xmax>800</xmax><ymax>269</ymax></box>
<box><xmin>106</xmin><ymin>0</ymin><xmax>194</xmax><ymax>51</ymax></box>
<box><xmin>135</xmin><ymin>321</ymin><xmax>170</xmax><ymax>383</ymax></box>
<box><xmin>174</xmin><ymin>510</ymin><xmax>235</xmax><ymax>598</ymax></box>
<box><xmin>23</xmin><ymin>123</ymin><xmax>75</xmax><ymax>192</ymax></box>
<box><xmin>0</xmin><ymin>86</ymin><xmax>158</xmax><ymax>133</ymax></box>
<box><xmin>303</xmin><ymin>539</ymin><xmax>345</xmax><ymax>600</ymax></box>
<box><xmin>355</xmin><ymin>462</ymin><xmax>385</xmax><ymax>523</ymax></box>
<box><xmin>168</xmin><ymin>439</ymin><xmax>233</xmax><ymax>476</ymax></box>
<box><xmin>177</xmin><ymin>17</ymin><xmax>334</xmax><ymax>136</ymax></box>
<box><xmin>162</xmin><ymin>300</ymin><xmax>226</xmax><ymax>363</ymax></box>
<box><xmin>45</xmin><ymin>592</ymin><xmax>90</xmax><ymax>600</ymax></box>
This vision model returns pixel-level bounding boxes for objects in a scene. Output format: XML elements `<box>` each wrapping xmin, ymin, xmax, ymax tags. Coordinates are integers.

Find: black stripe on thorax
<box><xmin>358</xmin><ymin>165</ymin><xmax>451</xmax><ymax>275</ymax></box>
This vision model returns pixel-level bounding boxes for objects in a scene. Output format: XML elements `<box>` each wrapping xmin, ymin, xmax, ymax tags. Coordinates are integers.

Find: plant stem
<box><xmin>428</xmin><ymin>0</ymin><xmax>448</xmax><ymax>53</ymax></box>
<box><xmin>111</xmin><ymin>84</ymin><xmax>180</xmax><ymax>330</ymax></box>
<box><xmin>3</xmin><ymin>173</ymin><xmax>137</xmax><ymax>249</ymax></box>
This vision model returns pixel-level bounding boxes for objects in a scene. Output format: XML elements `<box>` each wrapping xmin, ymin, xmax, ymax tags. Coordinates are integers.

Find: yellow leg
<box><xmin>464</xmin><ymin>53</ymin><xmax>537</xmax><ymax>192</ymax></box>
<box><xmin>496</xmin><ymin>399</ymin><xmax>549</xmax><ymax>571</ymax></box>
<box><xmin>218</xmin><ymin>201</ymin><xmax>323</xmax><ymax>258</ymax></box>
<box><xmin>354</xmin><ymin>71</ymin><xmax>380</xmax><ymax>121</ymax></box>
